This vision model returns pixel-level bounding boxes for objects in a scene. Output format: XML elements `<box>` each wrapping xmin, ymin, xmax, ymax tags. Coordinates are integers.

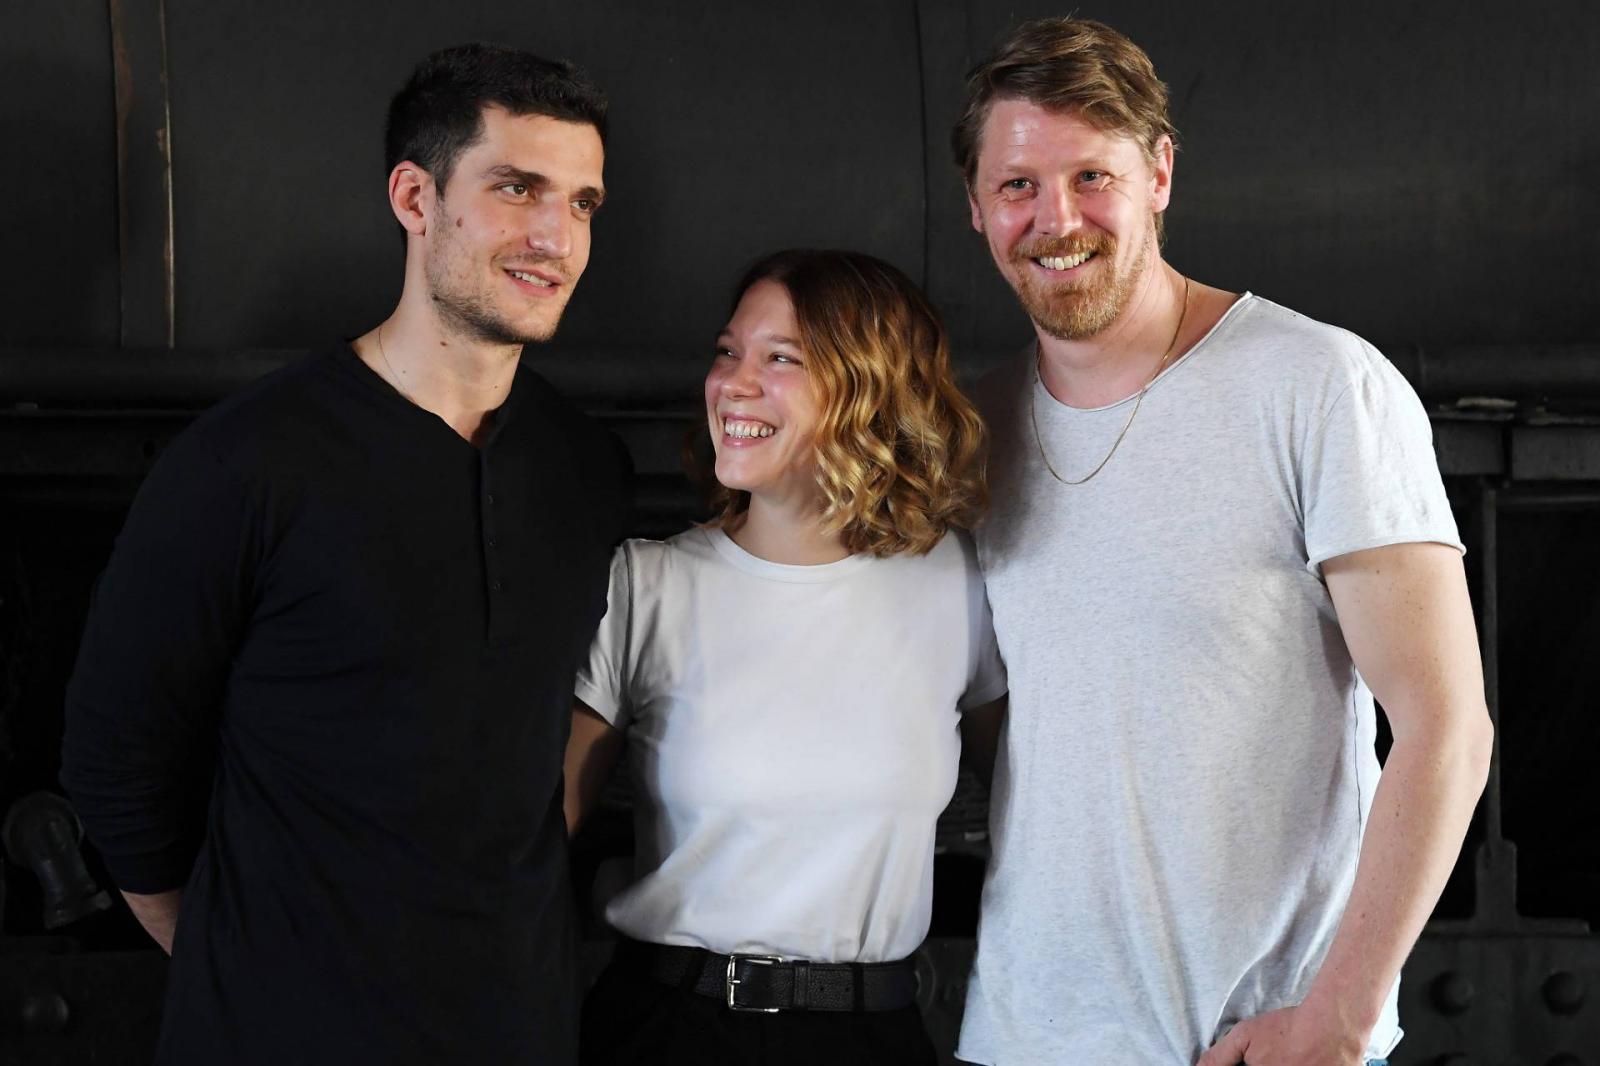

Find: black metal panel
<box><xmin>944</xmin><ymin>0</ymin><xmax>1600</xmax><ymax>352</ymax></box>
<box><xmin>1495</xmin><ymin>500</ymin><xmax>1600</xmax><ymax>927</ymax></box>
<box><xmin>1512</xmin><ymin>424</ymin><xmax>1600</xmax><ymax>480</ymax></box>
<box><xmin>0</xmin><ymin>0</ymin><xmax>120</xmax><ymax>348</ymax></box>
<box><xmin>161</xmin><ymin>0</ymin><xmax>926</xmax><ymax>365</ymax></box>
<box><xmin>1397</xmin><ymin>933</ymin><xmax>1600</xmax><ymax>1065</ymax></box>
<box><xmin>0</xmin><ymin>946</ymin><xmax>166</xmax><ymax>1065</ymax></box>
<box><xmin>1432</xmin><ymin>418</ymin><xmax>1505</xmax><ymax>477</ymax></box>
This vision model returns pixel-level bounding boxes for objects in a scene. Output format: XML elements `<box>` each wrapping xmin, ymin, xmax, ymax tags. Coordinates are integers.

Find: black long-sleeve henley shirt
<box><xmin>61</xmin><ymin>345</ymin><xmax>628</xmax><ymax>1065</ymax></box>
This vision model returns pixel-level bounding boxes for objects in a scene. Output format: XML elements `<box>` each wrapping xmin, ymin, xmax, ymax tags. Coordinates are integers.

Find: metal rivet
<box><xmin>20</xmin><ymin>991</ymin><xmax>70</xmax><ymax>1035</ymax></box>
<box><xmin>1430</xmin><ymin>971</ymin><xmax>1474</xmax><ymax>1015</ymax></box>
<box><xmin>1544</xmin><ymin>971</ymin><xmax>1586</xmax><ymax>1015</ymax></box>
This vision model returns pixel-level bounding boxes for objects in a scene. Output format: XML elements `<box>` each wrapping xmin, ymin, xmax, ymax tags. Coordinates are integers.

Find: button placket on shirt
<box><xmin>482</xmin><ymin>457</ymin><xmax>504</xmax><ymax>600</ymax></box>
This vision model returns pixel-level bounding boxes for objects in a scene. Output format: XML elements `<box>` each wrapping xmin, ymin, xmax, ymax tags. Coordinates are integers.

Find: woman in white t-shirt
<box><xmin>564</xmin><ymin>249</ymin><xmax>1007</xmax><ymax>1065</ymax></box>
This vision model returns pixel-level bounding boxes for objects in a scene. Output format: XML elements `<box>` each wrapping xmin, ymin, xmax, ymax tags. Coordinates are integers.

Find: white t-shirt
<box><xmin>576</xmin><ymin>525</ymin><xmax>1007</xmax><ymax>963</ymax></box>
<box><xmin>958</xmin><ymin>295</ymin><xmax>1462</xmax><ymax>1065</ymax></box>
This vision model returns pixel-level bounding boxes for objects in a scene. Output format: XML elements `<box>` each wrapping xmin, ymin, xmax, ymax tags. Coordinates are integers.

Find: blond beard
<box><xmin>1011</xmin><ymin>230</ymin><xmax>1151</xmax><ymax>342</ymax></box>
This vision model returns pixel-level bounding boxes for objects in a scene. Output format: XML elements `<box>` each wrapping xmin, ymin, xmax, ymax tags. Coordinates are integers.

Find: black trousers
<box><xmin>580</xmin><ymin>951</ymin><xmax>939</xmax><ymax>1066</ymax></box>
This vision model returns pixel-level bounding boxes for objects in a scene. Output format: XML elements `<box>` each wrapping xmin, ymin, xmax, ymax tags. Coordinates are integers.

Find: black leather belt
<box><xmin>613</xmin><ymin>938</ymin><xmax>919</xmax><ymax>1013</ymax></box>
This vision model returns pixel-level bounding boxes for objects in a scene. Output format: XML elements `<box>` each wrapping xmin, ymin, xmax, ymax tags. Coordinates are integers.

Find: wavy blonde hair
<box><xmin>698</xmin><ymin>249</ymin><xmax>987</xmax><ymax>557</ymax></box>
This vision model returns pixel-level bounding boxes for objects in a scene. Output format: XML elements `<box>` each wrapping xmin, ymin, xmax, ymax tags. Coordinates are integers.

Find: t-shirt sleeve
<box><xmin>956</xmin><ymin>533</ymin><xmax>1009</xmax><ymax>710</ymax></box>
<box><xmin>60</xmin><ymin>434</ymin><xmax>256</xmax><ymax>894</ymax></box>
<box><xmin>574</xmin><ymin>542</ymin><xmax>634</xmax><ymax>729</ymax></box>
<box><xmin>1301</xmin><ymin>347</ymin><xmax>1464</xmax><ymax>575</ymax></box>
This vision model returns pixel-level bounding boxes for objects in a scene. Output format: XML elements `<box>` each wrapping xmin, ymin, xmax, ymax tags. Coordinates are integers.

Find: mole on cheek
<box><xmin>455</xmin><ymin>217</ymin><xmax>463</xmax><ymax>228</ymax></box>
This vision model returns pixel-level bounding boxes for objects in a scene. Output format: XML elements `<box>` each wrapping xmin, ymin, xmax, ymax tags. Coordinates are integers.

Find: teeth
<box><xmin>509</xmin><ymin>270</ymin><xmax>554</xmax><ymax>287</ymax></box>
<box><xmin>1036</xmin><ymin>252</ymin><xmax>1092</xmax><ymax>271</ymax></box>
<box><xmin>722</xmin><ymin>418</ymin><xmax>775</xmax><ymax>439</ymax></box>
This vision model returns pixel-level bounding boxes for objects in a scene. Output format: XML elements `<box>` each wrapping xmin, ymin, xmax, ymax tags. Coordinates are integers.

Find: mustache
<box><xmin>1012</xmin><ymin>234</ymin><xmax>1115</xmax><ymax>260</ymax></box>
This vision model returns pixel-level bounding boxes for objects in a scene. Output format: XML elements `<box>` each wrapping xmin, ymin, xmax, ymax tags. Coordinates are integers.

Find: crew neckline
<box><xmin>1033</xmin><ymin>291</ymin><xmax>1256</xmax><ymax>414</ymax></box>
<box><xmin>701</xmin><ymin>526</ymin><xmax>871</xmax><ymax>583</ymax></box>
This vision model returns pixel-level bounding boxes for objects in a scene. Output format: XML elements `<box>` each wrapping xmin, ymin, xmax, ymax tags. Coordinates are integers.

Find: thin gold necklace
<box><xmin>374</xmin><ymin>323</ymin><xmax>417</xmax><ymax>407</ymax></box>
<box><xmin>1029</xmin><ymin>275</ymin><xmax>1191</xmax><ymax>486</ymax></box>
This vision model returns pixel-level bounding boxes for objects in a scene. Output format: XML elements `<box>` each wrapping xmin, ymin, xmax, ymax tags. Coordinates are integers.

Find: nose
<box><xmin>524</xmin><ymin>197</ymin><xmax>573</xmax><ymax>260</ymax></box>
<box><xmin>719</xmin><ymin>354</ymin><xmax>762</xmax><ymax>398</ymax></box>
<box><xmin>1035</xmin><ymin>180</ymin><xmax>1082</xmax><ymax>237</ymax></box>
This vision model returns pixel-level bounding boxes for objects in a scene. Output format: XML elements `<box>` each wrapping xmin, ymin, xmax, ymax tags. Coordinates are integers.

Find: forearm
<box><xmin>1300</xmin><ymin>715</ymin><xmax>1491</xmax><ymax>1034</ymax></box>
<box><xmin>564</xmin><ymin>704</ymin><xmax>624</xmax><ymax>836</ymax></box>
<box><xmin>62</xmin><ymin>698</ymin><xmax>211</xmax><ymax>894</ymax></box>
<box><xmin>122</xmin><ymin>889</ymin><xmax>183</xmax><ymax>954</ymax></box>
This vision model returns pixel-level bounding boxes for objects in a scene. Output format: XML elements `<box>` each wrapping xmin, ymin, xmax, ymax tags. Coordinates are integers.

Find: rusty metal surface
<box><xmin>109</xmin><ymin>0</ymin><xmax>174</xmax><ymax>348</ymax></box>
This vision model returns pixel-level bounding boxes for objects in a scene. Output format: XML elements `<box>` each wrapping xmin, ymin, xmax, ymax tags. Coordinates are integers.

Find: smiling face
<box><xmin>968</xmin><ymin>98</ymin><xmax>1171</xmax><ymax>340</ymax></box>
<box><xmin>704</xmin><ymin>278</ymin><xmax>822</xmax><ymax>508</ymax></box>
<box><xmin>420</xmin><ymin>107</ymin><xmax>605</xmax><ymax>345</ymax></box>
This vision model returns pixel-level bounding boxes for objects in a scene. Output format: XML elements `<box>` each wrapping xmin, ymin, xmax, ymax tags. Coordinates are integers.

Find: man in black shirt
<box><xmin>61</xmin><ymin>44</ymin><xmax>627</xmax><ymax>1065</ymax></box>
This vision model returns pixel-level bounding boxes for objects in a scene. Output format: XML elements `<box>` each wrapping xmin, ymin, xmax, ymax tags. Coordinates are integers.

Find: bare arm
<box><xmin>563</xmin><ymin>701</ymin><xmax>625</xmax><ymax>836</ymax></box>
<box><xmin>960</xmin><ymin>695</ymin><xmax>1007</xmax><ymax>788</ymax></box>
<box><xmin>122</xmin><ymin>889</ymin><xmax>182</xmax><ymax>954</ymax></box>
<box><xmin>1200</xmin><ymin>542</ymin><xmax>1493</xmax><ymax>1065</ymax></box>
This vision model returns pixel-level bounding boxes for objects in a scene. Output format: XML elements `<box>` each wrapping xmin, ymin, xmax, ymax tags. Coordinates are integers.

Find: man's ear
<box><xmin>388</xmin><ymin>162</ymin><xmax>433</xmax><ymax>238</ymax></box>
<box><xmin>1149</xmin><ymin>135</ymin><xmax>1174</xmax><ymax>214</ymax></box>
<box><xmin>968</xmin><ymin>187</ymin><xmax>984</xmax><ymax>234</ymax></box>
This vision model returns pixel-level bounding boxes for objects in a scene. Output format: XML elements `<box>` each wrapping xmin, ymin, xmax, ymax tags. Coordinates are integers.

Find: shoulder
<box><xmin>926</xmin><ymin>526</ymin><xmax>980</xmax><ymax>569</ymax></box>
<box><xmin>152</xmin><ymin>349</ymin><xmax>342</xmax><ymax>486</ymax></box>
<box><xmin>616</xmin><ymin>527</ymin><xmax>718</xmax><ymax>578</ymax></box>
<box><xmin>1211</xmin><ymin>295</ymin><xmax>1396</xmax><ymax>397</ymax></box>
<box><xmin>877</xmin><ymin>528</ymin><xmax>982</xmax><ymax>584</ymax></box>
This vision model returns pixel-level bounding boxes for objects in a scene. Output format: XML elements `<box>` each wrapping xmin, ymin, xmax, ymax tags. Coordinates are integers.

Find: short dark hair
<box><xmin>385</xmin><ymin>43</ymin><xmax>608</xmax><ymax>195</ymax></box>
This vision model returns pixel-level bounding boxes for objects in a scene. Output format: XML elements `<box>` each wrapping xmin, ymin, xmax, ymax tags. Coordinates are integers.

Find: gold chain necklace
<box><xmin>1029</xmin><ymin>275</ymin><xmax>1191</xmax><ymax>486</ymax></box>
<box><xmin>374</xmin><ymin>323</ymin><xmax>417</xmax><ymax>407</ymax></box>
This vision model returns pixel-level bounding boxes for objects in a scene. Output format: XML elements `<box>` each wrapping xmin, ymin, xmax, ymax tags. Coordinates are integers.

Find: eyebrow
<box><xmin>717</xmin><ymin>329</ymin><xmax>802</xmax><ymax>347</ymax></box>
<box><xmin>481</xmin><ymin>164</ymin><xmax>606</xmax><ymax>204</ymax></box>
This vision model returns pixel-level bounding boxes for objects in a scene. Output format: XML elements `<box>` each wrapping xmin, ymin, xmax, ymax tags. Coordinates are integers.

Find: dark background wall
<box><xmin>2</xmin><ymin>2</ymin><xmax>1598</xmax><ymax>1063</ymax></box>
<box><xmin>6</xmin><ymin>0</ymin><xmax>1598</xmax><ymax>359</ymax></box>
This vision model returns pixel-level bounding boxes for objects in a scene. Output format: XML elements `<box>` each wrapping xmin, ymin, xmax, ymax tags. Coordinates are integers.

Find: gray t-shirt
<box><xmin>958</xmin><ymin>294</ymin><xmax>1462</xmax><ymax>1065</ymax></box>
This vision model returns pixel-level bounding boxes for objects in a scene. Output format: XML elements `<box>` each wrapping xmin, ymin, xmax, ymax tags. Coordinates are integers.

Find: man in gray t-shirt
<box><xmin>949</xmin><ymin>18</ymin><xmax>1493</xmax><ymax>1066</ymax></box>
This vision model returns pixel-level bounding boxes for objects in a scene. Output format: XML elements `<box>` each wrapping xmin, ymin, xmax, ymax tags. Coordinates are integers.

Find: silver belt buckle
<box><xmin>725</xmin><ymin>953</ymin><xmax>783</xmax><ymax>1013</ymax></box>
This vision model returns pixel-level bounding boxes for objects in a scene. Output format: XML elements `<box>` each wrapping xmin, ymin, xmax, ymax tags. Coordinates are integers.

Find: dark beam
<box><xmin>5</xmin><ymin>344</ymin><xmax>1599</xmax><ymax>408</ymax></box>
